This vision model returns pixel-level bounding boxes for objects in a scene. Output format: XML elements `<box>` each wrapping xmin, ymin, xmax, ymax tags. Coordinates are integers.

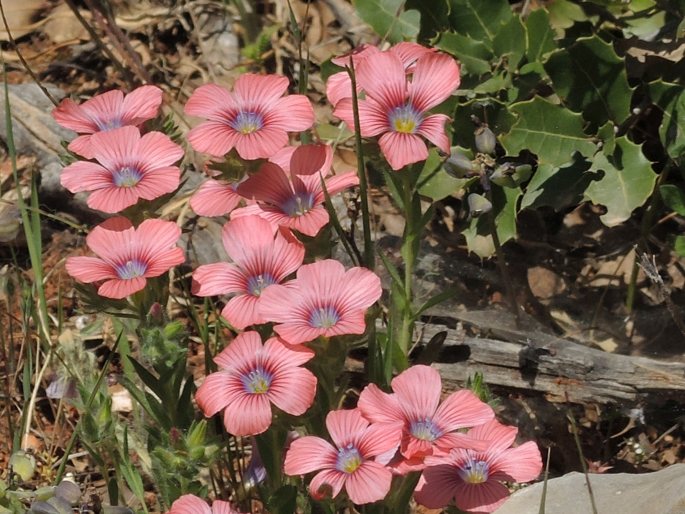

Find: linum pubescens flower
<box><xmin>284</xmin><ymin>409</ymin><xmax>401</xmax><ymax>504</ymax></box>
<box><xmin>414</xmin><ymin>419</ymin><xmax>542</xmax><ymax>513</ymax></box>
<box><xmin>195</xmin><ymin>331</ymin><xmax>317</xmax><ymax>436</ymax></box>
<box><xmin>184</xmin><ymin>74</ymin><xmax>315</xmax><ymax>160</ymax></box>
<box><xmin>192</xmin><ymin>215</ymin><xmax>305</xmax><ymax>330</ymax></box>
<box><xmin>65</xmin><ymin>217</ymin><xmax>184</xmax><ymax>299</ymax></box>
<box><xmin>60</xmin><ymin>126</ymin><xmax>183</xmax><ymax>213</ymax></box>
<box><xmin>167</xmin><ymin>494</ymin><xmax>245</xmax><ymax>514</ymax></box>
<box><xmin>52</xmin><ymin>85</ymin><xmax>163</xmax><ymax>159</ymax></box>
<box><xmin>334</xmin><ymin>50</ymin><xmax>460</xmax><ymax>170</ymax></box>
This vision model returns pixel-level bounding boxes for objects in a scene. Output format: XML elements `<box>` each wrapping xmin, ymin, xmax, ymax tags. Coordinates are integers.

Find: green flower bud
<box><xmin>444</xmin><ymin>151</ymin><xmax>474</xmax><ymax>178</ymax></box>
<box><xmin>468</xmin><ymin>193</ymin><xmax>493</xmax><ymax>217</ymax></box>
<box><xmin>475</xmin><ymin>126</ymin><xmax>497</xmax><ymax>155</ymax></box>
<box><xmin>490</xmin><ymin>163</ymin><xmax>516</xmax><ymax>188</ymax></box>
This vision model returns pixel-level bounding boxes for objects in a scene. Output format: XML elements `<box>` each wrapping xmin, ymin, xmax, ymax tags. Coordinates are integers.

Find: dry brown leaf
<box><xmin>0</xmin><ymin>0</ymin><xmax>49</xmax><ymax>41</ymax></box>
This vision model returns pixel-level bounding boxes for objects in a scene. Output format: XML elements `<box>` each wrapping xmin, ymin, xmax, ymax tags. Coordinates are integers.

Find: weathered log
<box><xmin>347</xmin><ymin>310</ymin><xmax>685</xmax><ymax>404</ymax></box>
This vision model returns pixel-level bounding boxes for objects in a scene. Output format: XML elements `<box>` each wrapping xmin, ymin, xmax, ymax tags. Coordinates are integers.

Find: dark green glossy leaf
<box><xmin>585</xmin><ymin>136</ymin><xmax>656</xmax><ymax>226</ymax></box>
<box><xmin>660</xmin><ymin>184</ymin><xmax>685</xmax><ymax>216</ymax></box>
<box><xmin>545</xmin><ymin>36</ymin><xmax>633</xmax><ymax>128</ymax></box>
<box><xmin>500</xmin><ymin>96</ymin><xmax>598</xmax><ymax>166</ymax></box>
<box><xmin>520</xmin><ymin>159</ymin><xmax>594</xmax><ymax>210</ymax></box>
<box><xmin>548</xmin><ymin>0</ymin><xmax>587</xmax><ymax>34</ymax></box>
<box><xmin>462</xmin><ymin>186</ymin><xmax>520</xmax><ymax>257</ymax></box>
<box><xmin>448</xmin><ymin>0</ymin><xmax>513</xmax><ymax>49</ymax></box>
<box><xmin>354</xmin><ymin>0</ymin><xmax>420</xmax><ymax>42</ymax></box>
<box><xmin>406</xmin><ymin>0</ymin><xmax>450</xmax><ymax>40</ymax></box>
<box><xmin>649</xmin><ymin>80</ymin><xmax>685</xmax><ymax>159</ymax></box>
<box><xmin>493</xmin><ymin>16</ymin><xmax>526</xmax><ymax>70</ymax></box>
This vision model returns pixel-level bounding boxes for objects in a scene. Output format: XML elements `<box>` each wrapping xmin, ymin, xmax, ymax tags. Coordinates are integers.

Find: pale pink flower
<box><xmin>414</xmin><ymin>420</ymin><xmax>542</xmax><ymax>513</ymax></box>
<box><xmin>284</xmin><ymin>409</ymin><xmax>400</xmax><ymax>504</ymax></box>
<box><xmin>167</xmin><ymin>494</ymin><xmax>245</xmax><ymax>514</ymax></box>
<box><xmin>53</xmin><ymin>85</ymin><xmax>163</xmax><ymax>159</ymax></box>
<box><xmin>195</xmin><ymin>331</ymin><xmax>317</xmax><ymax>436</ymax></box>
<box><xmin>357</xmin><ymin>365</ymin><xmax>494</xmax><ymax>473</ymax></box>
<box><xmin>192</xmin><ymin>215</ymin><xmax>304</xmax><ymax>329</ymax></box>
<box><xmin>190</xmin><ymin>178</ymin><xmax>243</xmax><ymax>217</ymax></box>
<box><xmin>66</xmin><ymin>217</ymin><xmax>184</xmax><ymax>299</ymax></box>
<box><xmin>234</xmin><ymin>144</ymin><xmax>358</xmax><ymax>237</ymax></box>
<box><xmin>326</xmin><ymin>42</ymin><xmax>434</xmax><ymax>106</ymax></box>
<box><xmin>184</xmin><ymin>75</ymin><xmax>314</xmax><ymax>160</ymax></box>
<box><xmin>60</xmin><ymin>126</ymin><xmax>183</xmax><ymax>213</ymax></box>
<box><xmin>334</xmin><ymin>51</ymin><xmax>460</xmax><ymax>170</ymax></box>
<box><xmin>258</xmin><ymin>259</ymin><xmax>381</xmax><ymax>344</ymax></box>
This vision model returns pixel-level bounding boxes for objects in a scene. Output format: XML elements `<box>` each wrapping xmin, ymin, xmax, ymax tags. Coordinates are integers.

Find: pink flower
<box><xmin>192</xmin><ymin>215</ymin><xmax>304</xmax><ymax>329</ymax></box>
<box><xmin>357</xmin><ymin>365</ymin><xmax>494</xmax><ymax>473</ymax></box>
<box><xmin>326</xmin><ymin>43</ymin><xmax>434</xmax><ymax>106</ymax></box>
<box><xmin>195</xmin><ymin>331</ymin><xmax>317</xmax><ymax>436</ymax></box>
<box><xmin>66</xmin><ymin>217</ymin><xmax>184</xmax><ymax>299</ymax></box>
<box><xmin>190</xmin><ymin>178</ymin><xmax>243</xmax><ymax>217</ymax></box>
<box><xmin>166</xmin><ymin>494</ymin><xmax>245</xmax><ymax>514</ymax></box>
<box><xmin>52</xmin><ymin>85</ymin><xmax>163</xmax><ymax>159</ymax></box>
<box><xmin>184</xmin><ymin>75</ymin><xmax>314</xmax><ymax>160</ymax></box>
<box><xmin>234</xmin><ymin>144</ymin><xmax>358</xmax><ymax>237</ymax></box>
<box><xmin>334</xmin><ymin>51</ymin><xmax>460</xmax><ymax>170</ymax></box>
<box><xmin>60</xmin><ymin>126</ymin><xmax>183</xmax><ymax>213</ymax></box>
<box><xmin>258</xmin><ymin>259</ymin><xmax>381</xmax><ymax>344</ymax></box>
<box><xmin>414</xmin><ymin>420</ymin><xmax>542</xmax><ymax>513</ymax></box>
<box><xmin>284</xmin><ymin>409</ymin><xmax>400</xmax><ymax>504</ymax></box>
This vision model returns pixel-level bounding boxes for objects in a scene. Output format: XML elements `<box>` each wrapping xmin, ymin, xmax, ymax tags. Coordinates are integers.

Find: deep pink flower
<box><xmin>192</xmin><ymin>215</ymin><xmax>304</xmax><ymax>329</ymax></box>
<box><xmin>195</xmin><ymin>331</ymin><xmax>317</xmax><ymax>436</ymax></box>
<box><xmin>66</xmin><ymin>217</ymin><xmax>184</xmax><ymax>299</ymax></box>
<box><xmin>258</xmin><ymin>259</ymin><xmax>381</xmax><ymax>344</ymax></box>
<box><xmin>52</xmin><ymin>85</ymin><xmax>163</xmax><ymax>159</ymax></box>
<box><xmin>184</xmin><ymin>75</ymin><xmax>314</xmax><ymax>160</ymax></box>
<box><xmin>284</xmin><ymin>409</ymin><xmax>400</xmax><ymax>504</ymax></box>
<box><xmin>167</xmin><ymin>494</ymin><xmax>245</xmax><ymax>514</ymax></box>
<box><xmin>326</xmin><ymin>43</ymin><xmax>434</xmax><ymax>106</ymax></box>
<box><xmin>414</xmin><ymin>420</ymin><xmax>542</xmax><ymax>513</ymax></box>
<box><xmin>190</xmin><ymin>178</ymin><xmax>243</xmax><ymax>217</ymax></box>
<box><xmin>357</xmin><ymin>365</ymin><xmax>494</xmax><ymax>473</ymax></box>
<box><xmin>234</xmin><ymin>144</ymin><xmax>358</xmax><ymax>237</ymax></box>
<box><xmin>334</xmin><ymin>51</ymin><xmax>460</xmax><ymax>170</ymax></box>
<box><xmin>60</xmin><ymin>126</ymin><xmax>183</xmax><ymax>213</ymax></box>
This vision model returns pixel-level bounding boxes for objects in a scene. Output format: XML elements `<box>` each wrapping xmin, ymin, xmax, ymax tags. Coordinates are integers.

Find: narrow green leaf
<box><xmin>500</xmin><ymin>96</ymin><xmax>598</xmax><ymax>167</ymax></box>
<box><xmin>545</xmin><ymin>36</ymin><xmax>633</xmax><ymax>128</ymax></box>
<box><xmin>585</xmin><ymin>136</ymin><xmax>656</xmax><ymax>226</ymax></box>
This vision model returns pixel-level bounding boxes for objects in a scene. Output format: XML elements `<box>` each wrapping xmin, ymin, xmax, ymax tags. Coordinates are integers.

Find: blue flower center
<box><xmin>241</xmin><ymin>367</ymin><xmax>272</xmax><ymax>394</ymax></box>
<box><xmin>229</xmin><ymin>110</ymin><xmax>264</xmax><ymax>134</ymax></box>
<box><xmin>336</xmin><ymin>444</ymin><xmax>362</xmax><ymax>474</ymax></box>
<box><xmin>409</xmin><ymin>417</ymin><xmax>443</xmax><ymax>441</ymax></box>
<box><xmin>281</xmin><ymin>192</ymin><xmax>315</xmax><ymax>217</ymax></box>
<box><xmin>96</xmin><ymin>118</ymin><xmax>123</xmax><ymax>131</ymax></box>
<box><xmin>246</xmin><ymin>273</ymin><xmax>278</xmax><ymax>296</ymax></box>
<box><xmin>309</xmin><ymin>306</ymin><xmax>340</xmax><ymax>329</ymax></box>
<box><xmin>388</xmin><ymin>104</ymin><xmax>422</xmax><ymax>134</ymax></box>
<box><xmin>113</xmin><ymin>166</ymin><xmax>142</xmax><ymax>188</ymax></box>
<box><xmin>115</xmin><ymin>259</ymin><xmax>147</xmax><ymax>280</ymax></box>
<box><xmin>458</xmin><ymin>455</ymin><xmax>490</xmax><ymax>484</ymax></box>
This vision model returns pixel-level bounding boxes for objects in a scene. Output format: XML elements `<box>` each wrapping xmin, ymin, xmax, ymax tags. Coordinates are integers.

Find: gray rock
<box><xmin>496</xmin><ymin>465</ymin><xmax>685</xmax><ymax>514</ymax></box>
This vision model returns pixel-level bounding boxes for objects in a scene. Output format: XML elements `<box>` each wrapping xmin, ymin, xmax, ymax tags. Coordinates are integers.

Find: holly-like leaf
<box><xmin>545</xmin><ymin>36</ymin><xmax>633</xmax><ymax>128</ymax></box>
<box><xmin>354</xmin><ymin>0</ymin><xmax>420</xmax><ymax>43</ymax></box>
<box><xmin>500</xmin><ymin>96</ymin><xmax>598</xmax><ymax>166</ymax></box>
<box><xmin>526</xmin><ymin>9</ymin><xmax>557</xmax><ymax>63</ymax></box>
<box><xmin>585</xmin><ymin>136</ymin><xmax>656</xmax><ymax>226</ymax></box>
<box><xmin>520</xmin><ymin>158</ymin><xmax>594</xmax><ymax>210</ymax></box>
<box><xmin>649</xmin><ymin>80</ymin><xmax>685</xmax><ymax>159</ymax></box>
<box><xmin>660</xmin><ymin>184</ymin><xmax>685</xmax><ymax>216</ymax></box>
<box><xmin>437</xmin><ymin>31</ymin><xmax>493</xmax><ymax>76</ymax></box>
<box><xmin>406</xmin><ymin>0</ymin><xmax>450</xmax><ymax>40</ymax></box>
<box><xmin>493</xmin><ymin>16</ymin><xmax>526</xmax><ymax>70</ymax></box>
<box><xmin>417</xmin><ymin>148</ymin><xmax>472</xmax><ymax>200</ymax></box>
<box><xmin>462</xmin><ymin>186</ymin><xmax>520</xmax><ymax>258</ymax></box>
<box><xmin>448</xmin><ymin>0</ymin><xmax>513</xmax><ymax>50</ymax></box>
<box><xmin>547</xmin><ymin>0</ymin><xmax>587</xmax><ymax>35</ymax></box>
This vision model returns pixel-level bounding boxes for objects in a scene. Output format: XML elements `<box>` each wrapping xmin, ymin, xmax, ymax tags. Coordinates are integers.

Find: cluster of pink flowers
<box><xmin>284</xmin><ymin>365</ymin><xmax>542</xmax><ymax>511</ymax></box>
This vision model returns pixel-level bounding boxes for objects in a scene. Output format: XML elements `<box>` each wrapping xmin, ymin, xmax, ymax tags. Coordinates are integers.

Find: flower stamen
<box><xmin>388</xmin><ymin>104</ymin><xmax>421</xmax><ymax>134</ymax></box>
<box><xmin>115</xmin><ymin>259</ymin><xmax>147</xmax><ymax>280</ymax></box>
<box><xmin>113</xmin><ymin>166</ymin><xmax>143</xmax><ymax>188</ymax></box>
<box><xmin>230</xmin><ymin>110</ymin><xmax>264</xmax><ymax>134</ymax></box>
<box><xmin>309</xmin><ymin>306</ymin><xmax>340</xmax><ymax>329</ymax></box>
<box><xmin>242</xmin><ymin>367</ymin><xmax>272</xmax><ymax>394</ymax></box>
<box><xmin>336</xmin><ymin>444</ymin><xmax>362</xmax><ymax>474</ymax></box>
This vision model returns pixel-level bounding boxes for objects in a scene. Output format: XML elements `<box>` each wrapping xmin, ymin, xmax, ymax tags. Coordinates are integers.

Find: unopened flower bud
<box><xmin>513</xmin><ymin>164</ymin><xmax>533</xmax><ymax>184</ymax></box>
<box><xmin>490</xmin><ymin>163</ymin><xmax>516</xmax><ymax>188</ymax></box>
<box><xmin>467</xmin><ymin>193</ymin><xmax>492</xmax><ymax>217</ymax></box>
<box><xmin>475</xmin><ymin>126</ymin><xmax>497</xmax><ymax>155</ymax></box>
<box><xmin>444</xmin><ymin>151</ymin><xmax>474</xmax><ymax>178</ymax></box>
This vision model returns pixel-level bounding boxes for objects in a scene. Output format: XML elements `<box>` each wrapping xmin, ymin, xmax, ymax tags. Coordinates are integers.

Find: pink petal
<box><xmin>283</xmin><ymin>206</ymin><xmax>330</xmax><ymax>237</ymax></box>
<box><xmin>391</xmin><ymin>365</ymin><xmax>441</xmax><ymax>421</ymax></box>
<box><xmin>190</xmin><ymin>179</ymin><xmax>242</xmax><ymax>217</ymax></box>
<box><xmin>211</xmin><ymin>500</ymin><xmax>242</xmax><ymax>514</ymax></box>
<box><xmin>133</xmin><ymin>167</ymin><xmax>181</xmax><ymax>201</ymax></box>
<box><xmin>65</xmin><ymin>256</ymin><xmax>117</xmax><ymax>283</ymax></box>
<box><xmin>358</xmin><ymin>383</ymin><xmax>403</xmax><ymax>425</ymax></box>
<box><xmin>468</xmin><ymin>420</ymin><xmax>518</xmax><ymax>451</ymax></box>
<box><xmin>195</xmin><ymin>371</ymin><xmax>240</xmax><ymax>416</ymax></box>
<box><xmin>320</xmin><ymin>171</ymin><xmax>359</xmax><ymax>197</ymax></box>
<box><xmin>410</xmin><ymin>52</ymin><xmax>460</xmax><ymax>112</ymax></box>
<box><xmin>233</xmin><ymin>126</ymin><xmax>289</xmax><ymax>160</ymax></box>
<box><xmin>414</xmin><ymin>461</ymin><xmax>462</xmax><ymax>509</ymax></box>
<box><xmin>321</xmin><ymin>310</ymin><xmax>367</xmax><ymax>338</ymax></box>
<box><xmin>184</xmin><ymin>84</ymin><xmax>236</xmax><ymax>118</ymax></box>
<box><xmin>143</xmin><ymin>247</ymin><xmax>185</xmax><ymax>277</ymax></box>
<box><xmin>389</xmin><ymin>42</ymin><xmax>433</xmax><ymax>68</ymax></box>
<box><xmin>89</xmin><ymin>126</ymin><xmax>140</xmax><ymax>171</ymax></box>
<box><xmin>378</xmin><ymin>131</ymin><xmax>428</xmax><ymax>170</ymax></box>
<box><xmin>268</xmin><ymin>366</ymin><xmax>317</xmax><ymax>416</ymax></box>
<box><xmin>60</xmin><ymin>161</ymin><xmax>112</xmax><ymax>193</ymax></box>
<box><xmin>187</xmin><ymin>121</ymin><xmax>241</xmax><ymax>157</ymax></box>
<box><xmin>345</xmin><ymin>461</ymin><xmax>393</xmax><ymax>504</ymax></box>
<box><xmin>137</xmin><ymin>131</ymin><xmax>184</xmax><ymax>168</ymax></box>
<box><xmin>52</xmin><ymin>98</ymin><xmax>97</xmax><ymax>133</ymax></box>
<box><xmin>221</xmin><ymin>294</ymin><xmax>262</xmax><ymax>329</ymax></box>
<box><xmin>213</xmin><ymin>331</ymin><xmax>263</xmax><ymax>369</ymax></box>
<box><xmin>167</xmin><ymin>494</ymin><xmax>212</xmax><ymax>514</ymax></box>
<box><xmin>98</xmin><ymin>276</ymin><xmax>146</xmax><ymax>299</ymax></box>
<box><xmin>453</xmin><ymin>481</ymin><xmax>510</xmax><ymax>513</ymax></box>
<box><xmin>335</xmin><ymin>266</ymin><xmax>382</xmax><ymax>311</ymax></box>
<box><xmin>120</xmin><ymin>85</ymin><xmax>163</xmax><ymax>125</ymax></box>
<box><xmin>491</xmin><ymin>442</ymin><xmax>542</xmax><ymax>483</ymax></box>
<box><xmin>237</xmin><ymin>162</ymin><xmax>293</xmax><ymax>205</ymax></box>
<box><xmin>223</xmin><ymin>393</ymin><xmax>273</xmax><ymax>436</ymax></box>
<box><xmin>266</xmin><ymin>94</ymin><xmax>315</xmax><ymax>132</ymax></box>
<box><xmin>85</xmin><ymin>218</ymin><xmax>134</xmax><ymax>260</ymax></box>
<box><xmin>357</xmin><ymin>421</ymin><xmax>402</xmax><ymax>458</ymax></box>
<box><xmin>263</xmin><ymin>336</ymin><xmax>315</xmax><ymax>367</ymax></box>
<box><xmin>308</xmin><ymin>469</ymin><xmax>347</xmax><ymax>501</ymax></box>
<box><xmin>233</xmin><ymin>73</ymin><xmax>289</xmax><ymax>106</ymax></box>
<box><xmin>87</xmin><ymin>187</ymin><xmax>140</xmax><ymax>213</ymax></box>
<box><xmin>326</xmin><ymin>409</ymin><xmax>369</xmax><ymax>449</ymax></box>
<box><xmin>417</xmin><ymin>114</ymin><xmax>451</xmax><ymax>154</ymax></box>
<box><xmin>272</xmin><ymin>322</ymin><xmax>323</xmax><ymax>345</ymax></box>
<box><xmin>433</xmin><ymin>389</ymin><xmax>494</xmax><ymax>432</ymax></box>
<box><xmin>326</xmin><ymin>71</ymin><xmax>355</xmax><ymax>106</ymax></box>
<box><xmin>79</xmin><ymin>89</ymin><xmax>124</xmax><ymax>124</ymax></box>
<box><xmin>222</xmin><ymin>215</ymin><xmax>276</xmax><ymax>266</ymax></box>
<box><xmin>356</xmin><ymin>52</ymin><xmax>407</xmax><ymax>108</ymax></box>
<box><xmin>331</xmin><ymin>44</ymin><xmax>380</xmax><ymax>67</ymax></box>
<box><xmin>284</xmin><ymin>436</ymin><xmax>338</xmax><ymax>475</ymax></box>
<box><xmin>334</xmin><ymin>97</ymin><xmax>389</xmax><ymax>137</ymax></box>
<box><xmin>67</xmin><ymin>135</ymin><xmax>96</xmax><ymax>159</ymax></box>
<box><xmin>289</xmin><ymin>144</ymin><xmax>329</xmax><ymax>176</ymax></box>
<box><xmin>135</xmin><ymin>218</ymin><xmax>182</xmax><ymax>256</ymax></box>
